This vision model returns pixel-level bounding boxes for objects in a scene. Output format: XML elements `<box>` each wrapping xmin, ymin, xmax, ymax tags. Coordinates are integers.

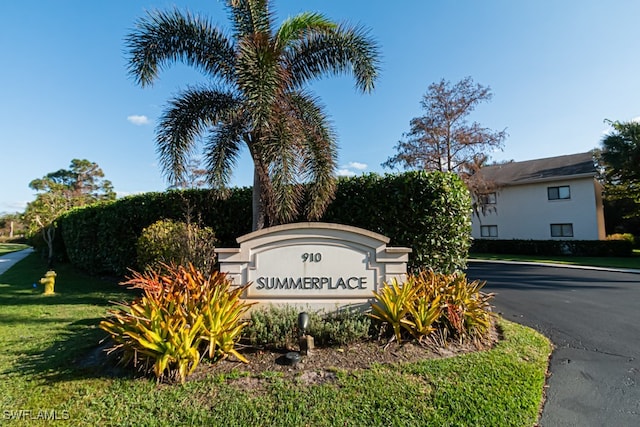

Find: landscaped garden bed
<box><xmin>187</xmin><ymin>321</ymin><xmax>500</xmax><ymax>386</ymax></box>
<box><xmin>0</xmin><ymin>254</ymin><xmax>551</xmax><ymax>426</ymax></box>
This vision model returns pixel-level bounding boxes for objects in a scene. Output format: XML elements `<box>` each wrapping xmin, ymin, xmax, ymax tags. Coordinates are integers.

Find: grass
<box><xmin>0</xmin><ymin>243</ymin><xmax>30</xmax><ymax>256</ymax></box>
<box><xmin>470</xmin><ymin>250</ymin><xmax>640</xmax><ymax>270</ymax></box>
<box><xmin>0</xmin><ymin>254</ymin><xmax>551</xmax><ymax>426</ymax></box>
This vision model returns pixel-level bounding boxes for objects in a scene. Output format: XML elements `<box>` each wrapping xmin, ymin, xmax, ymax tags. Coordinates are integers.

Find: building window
<box><xmin>479</xmin><ymin>192</ymin><xmax>497</xmax><ymax>204</ymax></box>
<box><xmin>548</xmin><ymin>185</ymin><xmax>570</xmax><ymax>200</ymax></box>
<box><xmin>481</xmin><ymin>225</ymin><xmax>498</xmax><ymax>238</ymax></box>
<box><xmin>551</xmin><ymin>223</ymin><xmax>573</xmax><ymax>237</ymax></box>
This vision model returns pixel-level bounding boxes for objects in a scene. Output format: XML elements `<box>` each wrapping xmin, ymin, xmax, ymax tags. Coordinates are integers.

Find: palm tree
<box><xmin>126</xmin><ymin>0</ymin><xmax>380</xmax><ymax>230</ymax></box>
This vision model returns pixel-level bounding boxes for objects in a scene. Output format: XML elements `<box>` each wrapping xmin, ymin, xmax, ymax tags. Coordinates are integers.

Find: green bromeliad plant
<box><xmin>369</xmin><ymin>279</ymin><xmax>417</xmax><ymax>343</ymax></box>
<box><xmin>100</xmin><ymin>264</ymin><xmax>253</xmax><ymax>383</ymax></box>
<box><xmin>369</xmin><ymin>270</ymin><xmax>494</xmax><ymax>345</ymax></box>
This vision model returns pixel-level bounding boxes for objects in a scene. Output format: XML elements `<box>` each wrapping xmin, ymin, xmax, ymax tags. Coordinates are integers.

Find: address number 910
<box><xmin>302</xmin><ymin>253</ymin><xmax>322</xmax><ymax>262</ymax></box>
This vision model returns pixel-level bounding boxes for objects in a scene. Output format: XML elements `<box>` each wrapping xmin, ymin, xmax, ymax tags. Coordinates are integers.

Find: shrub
<box><xmin>308</xmin><ymin>307</ymin><xmax>372</xmax><ymax>346</ymax></box>
<box><xmin>136</xmin><ymin>219</ymin><xmax>217</xmax><ymax>274</ymax></box>
<box><xmin>59</xmin><ymin>188</ymin><xmax>252</xmax><ymax>275</ymax></box>
<box><xmin>369</xmin><ymin>271</ymin><xmax>494</xmax><ymax>345</ymax></box>
<box><xmin>606</xmin><ymin>233</ymin><xmax>635</xmax><ymax>245</ymax></box>
<box><xmin>435</xmin><ymin>273</ymin><xmax>493</xmax><ymax>343</ymax></box>
<box><xmin>59</xmin><ymin>171</ymin><xmax>471</xmax><ymax>275</ymax></box>
<box><xmin>323</xmin><ymin>171</ymin><xmax>472</xmax><ymax>272</ymax></box>
<box><xmin>244</xmin><ymin>305</ymin><xmax>373</xmax><ymax>348</ymax></box>
<box><xmin>470</xmin><ymin>238</ymin><xmax>633</xmax><ymax>257</ymax></box>
<box><xmin>244</xmin><ymin>305</ymin><xmax>300</xmax><ymax>349</ymax></box>
<box><xmin>0</xmin><ymin>236</ymin><xmax>28</xmax><ymax>244</ymax></box>
<box><xmin>99</xmin><ymin>264</ymin><xmax>253</xmax><ymax>383</ymax></box>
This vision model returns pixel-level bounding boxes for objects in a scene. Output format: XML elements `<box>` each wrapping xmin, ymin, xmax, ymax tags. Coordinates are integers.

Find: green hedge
<box><xmin>59</xmin><ymin>188</ymin><xmax>252</xmax><ymax>275</ymax></box>
<box><xmin>58</xmin><ymin>171</ymin><xmax>471</xmax><ymax>275</ymax></box>
<box><xmin>470</xmin><ymin>238</ymin><xmax>633</xmax><ymax>257</ymax></box>
<box><xmin>322</xmin><ymin>172</ymin><xmax>471</xmax><ymax>272</ymax></box>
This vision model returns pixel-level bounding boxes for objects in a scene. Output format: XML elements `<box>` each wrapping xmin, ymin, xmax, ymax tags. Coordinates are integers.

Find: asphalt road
<box><xmin>466</xmin><ymin>261</ymin><xmax>640</xmax><ymax>427</ymax></box>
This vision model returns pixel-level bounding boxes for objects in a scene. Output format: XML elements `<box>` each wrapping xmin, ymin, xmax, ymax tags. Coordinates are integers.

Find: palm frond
<box><xmin>235</xmin><ymin>34</ymin><xmax>281</xmax><ymax>129</ymax></box>
<box><xmin>156</xmin><ymin>87</ymin><xmax>240</xmax><ymax>186</ymax></box>
<box><xmin>286</xmin><ymin>23</ymin><xmax>380</xmax><ymax>92</ymax></box>
<box><xmin>263</xmin><ymin>114</ymin><xmax>304</xmax><ymax>224</ymax></box>
<box><xmin>126</xmin><ymin>8</ymin><xmax>235</xmax><ymax>87</ymax></box>
<box><xmin>286</xmin><ymin>90</ymin><xmax>337</xmax><ymax>219</ymax></box>
<box><xmin>275</xmin><ymin>12</ymin><xmax>336</xmax><ymax>51</ymax></box>
<box><xmin>203</xmin><ymin>114</ymin><xmax>247</xmax><ymax>192</ymax></box>
<box><xmin>228</xmin><ymin>0</ymin><xmax>273</xmax><ymax>39</ymax></box>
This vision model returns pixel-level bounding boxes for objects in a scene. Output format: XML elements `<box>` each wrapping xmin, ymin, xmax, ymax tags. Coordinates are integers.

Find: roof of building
<box><xmin>479</xmin><ymin>151</ymin><xmax>596</xmax><ymax>185</ymax></box>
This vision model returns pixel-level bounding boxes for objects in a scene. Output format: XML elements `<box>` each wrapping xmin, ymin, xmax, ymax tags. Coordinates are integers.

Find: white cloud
<box><xmin>127</xmin><ymin>115</ymin><xmax>150</xmax><ymax>125</ymax></box>
<box><xmin>347</xmin><ymin>161</ymin><xmax>368</xmax><ymax>170</ymax></box>
<box><xmin>336</xmin><ymin>161</ymin><xmax>367</xmax><ymax>177</ymax></box>
<box><xmin>632</xmin><ymin>116</ymin><xmax>640</xmax><ymax>123</ymax></box>
<box><xmin>336</xmin><ymin>169</ymin><xmax>356</xmax><ymax>177</ymax></box>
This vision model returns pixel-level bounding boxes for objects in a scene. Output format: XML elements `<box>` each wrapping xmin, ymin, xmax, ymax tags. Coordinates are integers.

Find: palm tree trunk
<box><xmin>252</xmin><ymin>166</ymin><xmax>265</xmax><ymax>231</ymax></box>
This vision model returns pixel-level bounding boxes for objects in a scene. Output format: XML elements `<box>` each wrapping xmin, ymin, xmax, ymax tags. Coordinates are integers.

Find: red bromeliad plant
<box><xmin>440</xmin><ymin>274</ymin><xmax>494</xmax><ymax>343</ymax></box>
<box><xmin>369</xmin><ymin>270</ymin><xmax>494</xmax><ymax>345</ymax></box>
<box><xmin>100</xmin><ymin>264</ymin><xmax>253</xmax><ymax>383</ymax></box>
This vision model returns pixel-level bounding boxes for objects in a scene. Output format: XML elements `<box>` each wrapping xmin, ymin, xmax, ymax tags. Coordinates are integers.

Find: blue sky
<box><xmin>2</xmin><ymin>0</ymin><xmax>639</xmax><ymax>214</ymax></box>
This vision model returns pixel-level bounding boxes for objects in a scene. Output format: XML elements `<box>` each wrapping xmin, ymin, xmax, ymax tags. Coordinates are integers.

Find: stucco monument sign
<box><xmin>216</xmin><ymin>222</ymin><xmax>411</xmax><ymax>311</ymax></box>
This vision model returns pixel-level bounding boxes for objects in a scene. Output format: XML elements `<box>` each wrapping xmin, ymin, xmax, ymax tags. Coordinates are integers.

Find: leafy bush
<box><xmin>435</xmin><ymin>273</ymin><xmax>493</xmax><ymax>343</ymax></box>
<box><xmin>244</xmin><ymin>305</ymin><xmax>373</xmax><ymax>348</ymax></box>
<box><xmin>308</xmin><ymin>307</ymin><xmax>372</xmax><ymax>346</ymax></box>
<box><xmin>606</xmin><ymin>233</ymin><xmax>635</xmax><ymax>245</ymax></box>
<box><xmin>369</xmin><ymin>271</ymin><xmax>493</xmax><ymax>345</ymax></box>
<box><xmin>323</xmin><ymin>171</ymin><xmax>472</xmax><ymax>272</ymax></box>
<box><xmin>99</xmin><ymin>264</ymin><xmax>253</xmax><ymax>383</ymax></box>
<box><xmin>471</xmin><ymin>238</ymin><xmax>633</xmax><ymax>257</ymax></box>
<box><xmin>136</xmin><ymin>219</ymin><xmax>217</xmax><ymax>274</ymax></box>
<box><xmin>244</xmin><ymin>305</ymin><xmax>300</xmax><ymax>349</ymax></box>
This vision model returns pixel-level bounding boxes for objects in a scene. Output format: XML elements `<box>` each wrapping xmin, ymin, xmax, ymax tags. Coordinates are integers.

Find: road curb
<box><xmin>468</xmin><ymin>258</ymin><xmax>640</xmax><ymax>275</ymax></box>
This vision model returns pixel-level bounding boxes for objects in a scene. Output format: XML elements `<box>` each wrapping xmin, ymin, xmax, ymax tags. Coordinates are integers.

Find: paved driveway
<box><xmin>466</xmin><ymin>261</ymin><xmax>640</xmax><ymax>427</ymax></box>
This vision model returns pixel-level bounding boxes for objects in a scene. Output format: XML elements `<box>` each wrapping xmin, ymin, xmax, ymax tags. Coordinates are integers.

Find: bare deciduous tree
<box><xmin>384</xmin><ymin>76</ymin><xmax>506</xmax><ymax>173</ymax></box>
<box><xmin>383</xmin><ymin>76</ymin><xmax>507</xmax><ymax>216</ymax></box>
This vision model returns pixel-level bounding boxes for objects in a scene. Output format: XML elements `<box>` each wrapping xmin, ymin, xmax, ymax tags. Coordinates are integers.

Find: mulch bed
<box><xmin>189</xmin><ymin>322</ymin><xmax>501</xmax><ymax>389</ymax></box>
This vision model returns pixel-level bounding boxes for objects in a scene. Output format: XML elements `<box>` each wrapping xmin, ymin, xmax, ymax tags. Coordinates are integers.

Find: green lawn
<box><xmin>0</xmin><ymin>243</ymin><xmax>30</xmax><ymax>256</ymax></box>
<box><xmin>470</xmin><ymin>250</ymin><xmax>640</xmax><ymax>270</ymax></box>
<box><xmin>0</xmin><ymin>255</ymin><xmax>551</xmax><ymax>426</ymax></box>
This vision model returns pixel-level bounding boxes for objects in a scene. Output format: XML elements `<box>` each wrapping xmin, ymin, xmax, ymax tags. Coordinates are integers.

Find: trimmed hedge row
<box><xmin>470</xmin><ymin>238</ymin><xmax>633</xmax><ymax>257</ymax></box>
<box><xmin>322</xmin><ymin>172</ymin><xmax>472</xmax><ymax>272</ymax></box>
<box><xmin>58</xmin><ymin>171</ymin><xmax>472</xmax><ymax>275</ymax></box>
<box><xmin>59</xmin><ymin>188</ymin><xmax>252</xmax><ymax>275</ymax></box>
